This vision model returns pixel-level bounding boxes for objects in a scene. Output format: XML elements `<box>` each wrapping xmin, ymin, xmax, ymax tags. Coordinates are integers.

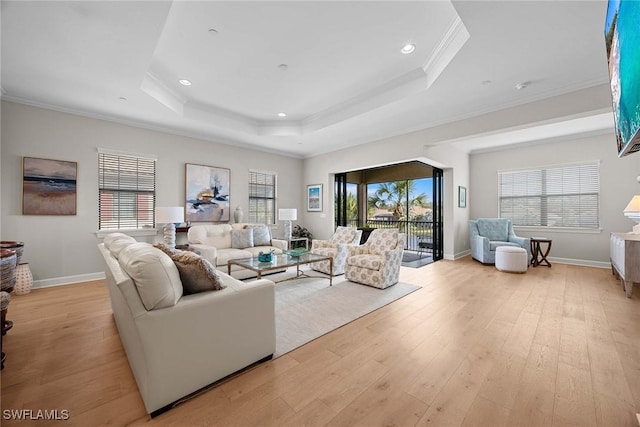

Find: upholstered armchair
<box><xmin>469</xmin><ymin>218</ymin><xmax>530</xmax><ymax>265</ymax></box>
<box><xmin>310</xmin><ymin>226</ymin><xmax>362</xmax><ymax>276</ymax></box>
<box><xmin>345</xmin><ymin>228</ymin><xmax>405</xmax><ymax>289</ymax></box>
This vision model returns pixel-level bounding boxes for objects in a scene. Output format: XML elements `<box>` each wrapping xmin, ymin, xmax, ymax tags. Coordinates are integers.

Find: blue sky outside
<box><xmin>605</xmin><ymin>0</ymin><xmax>620</xmax><ymax>35</ymax></box>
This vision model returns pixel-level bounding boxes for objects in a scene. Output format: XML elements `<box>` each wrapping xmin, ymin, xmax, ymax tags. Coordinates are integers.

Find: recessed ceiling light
<box><xmin>481</xmin><ymin>80</ymin><xmax>492</xmax><ymax>86</ymax></box>
<box><xmin>119</xmin><ymin>97</ymin><xmax>127</xmax><ymax>101</ymax></box>
<box><xmin>179</xmin><ymin>79</ymin><xmax>192</xmax><ymax>86</ymax></box>
<box><xmin>278</xmin><ymin>64</ymin><xmax>288</xmax><ymax>71</ymax></box>
<box><xmin>515</xmin><ymin>82</ymin><xmax>528</xmax><ymax>90</ymax></box>
<box><xmin>208</xmin><ymin>28</ymin><xmax>218</xmax><ymax>34</ymax></box>
<box><xmin>277</xmin><ymin>112</ymin><xmax>287</xmax><ymax>118</ymax></box>
<box><xmin>401</xmin><ymin>44</ymin><xmax>415</xmax><ymax>54</ymax></box>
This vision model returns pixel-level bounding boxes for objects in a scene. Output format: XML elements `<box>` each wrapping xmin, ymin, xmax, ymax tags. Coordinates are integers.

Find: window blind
<box><xmin>98</xmin><ymin>152</ymin><xmax>156</xmax><ymax>230</ymax></box>
<box><xmin>498</xmin><ymin>162</ymin><xmax>599</xmax><ymax>228</ymax></box>
<box><xmin>249</xmin><ymin>170</ymin><xmax>276</xmax><ymax>224</ymax></box>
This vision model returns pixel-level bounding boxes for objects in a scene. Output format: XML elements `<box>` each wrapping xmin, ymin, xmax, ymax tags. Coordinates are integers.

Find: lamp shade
<box><xmin>624</xmin><ymin>195</ymin><xmax>640</xmax><ymax>214</ymax></box>
<box><xmin>278</xmin><ymin>208</ymin><xmax>297</xmax><ymax>221</ymax></box>
<box><xmin>155</xmin><ymin>206</ymin><xmax>184</xmax><ymax>224</ymax></box>
<box><xmin>624</xmin><ymin>195</ymin><xmax>640</xmax><ymax>233</ymax></box>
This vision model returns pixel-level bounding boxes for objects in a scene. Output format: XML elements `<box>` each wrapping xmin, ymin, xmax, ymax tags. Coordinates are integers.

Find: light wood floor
<box><xmin>2</xmin><ymin>257</ymin><xmax>640</xmax><ymax>426</ymax></box>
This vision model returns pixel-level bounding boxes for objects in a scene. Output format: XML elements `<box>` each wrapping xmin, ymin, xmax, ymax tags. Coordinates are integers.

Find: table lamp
<box><xmin>156</xmin><ymin>206</ymin><xmax>184</xmax><ymax>249</ymax></box>
<box><xmin>624</xmin><ymin>195</ymin><xmax>640</xmax><ymax>233</ymax></box>
<box><xmin>278</xmin><ymin>208</ymin><xmax>297</xmax><ymax>240</ymax></box>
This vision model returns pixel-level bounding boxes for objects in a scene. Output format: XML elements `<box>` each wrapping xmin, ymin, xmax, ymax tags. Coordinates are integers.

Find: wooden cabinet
<box><xmin>610</xmin><ymin>232</ymin><xmax>640</xmax><ymax>298</ymax></box>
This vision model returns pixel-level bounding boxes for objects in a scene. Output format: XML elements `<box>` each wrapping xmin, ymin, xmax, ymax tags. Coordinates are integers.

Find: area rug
<box><xmin>272</xmin><ymin>273</ymin><xmax>421</xmax><ymax>357</ymax></box>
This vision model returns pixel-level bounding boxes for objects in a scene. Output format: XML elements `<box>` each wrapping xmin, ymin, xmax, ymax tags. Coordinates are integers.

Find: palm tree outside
<box><xmin>367</xmin><ymin>179</ymin><xmax>430</xmax><ymax>221</ymax></box>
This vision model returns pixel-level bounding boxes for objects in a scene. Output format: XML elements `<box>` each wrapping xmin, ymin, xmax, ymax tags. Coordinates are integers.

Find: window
<box><xmin>98</xmin><ymin>150</ymin><xmax>156</xmax><ymax>230</ymax></box>
<box><xmin>498</xmin><ymin>161</ymin><xmax>599</xmax><ymax>229</ymax></box>
<box><xmin>248</xmin><ymin>170</ymin><xmax>276</xmax><ymax>224</ymax></box>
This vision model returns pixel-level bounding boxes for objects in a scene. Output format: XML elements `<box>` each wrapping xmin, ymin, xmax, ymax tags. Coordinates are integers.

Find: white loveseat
<box><xmin>98</xmin><ymin>233</ymin><xmax>276</xmax><ymax>416</ymax></box>
<box><xmin>187</xmin><ymin>223</ymin><xmax>288</xmax><ymax>279</ymax></box>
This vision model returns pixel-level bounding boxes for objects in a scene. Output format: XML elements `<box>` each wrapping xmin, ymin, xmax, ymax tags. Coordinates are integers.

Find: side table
<box><xmin>530</xmin><ymin>237</ymin><xmax>552</xmax><ymax>267</ymax></box>
<box><xmin>287</xmin><ymin>237</ymin><xmax>309</xmax><ymax>250</ymax></box>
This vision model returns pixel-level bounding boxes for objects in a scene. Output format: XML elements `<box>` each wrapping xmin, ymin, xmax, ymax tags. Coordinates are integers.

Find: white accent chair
<box><xmin>345</xmin><ymin>228</ymin><xmax>405</xmax><ymax>289</ymax></box>
<box><xmin>310</xmin><ymin>226</ymin><xmax>362</xmax><ymax>276</ymax></box>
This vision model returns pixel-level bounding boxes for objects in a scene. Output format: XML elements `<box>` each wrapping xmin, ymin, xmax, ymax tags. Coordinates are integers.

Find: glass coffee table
<box><xmin>227</xmin><ymin>253</ymin><xmax>334</xmax><ymax>286</ymax></box>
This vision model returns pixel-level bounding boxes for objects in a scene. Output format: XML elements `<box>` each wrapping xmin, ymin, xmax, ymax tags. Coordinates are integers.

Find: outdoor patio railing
<box><xmin>341</xmin><ymin>219</ymin><xmax>433</xmax><ymax>253</ymax></box>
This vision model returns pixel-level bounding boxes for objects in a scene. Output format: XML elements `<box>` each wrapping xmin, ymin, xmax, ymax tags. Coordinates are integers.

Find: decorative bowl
<box><xmin>284</xmin><ymin>249</ymin><xmax>309</xmax><ymax>258</ymax></box>
<box><xmin>258</xmin><ymin>252</ymin><xmax>273</xmax><ymax>262</ymax></box>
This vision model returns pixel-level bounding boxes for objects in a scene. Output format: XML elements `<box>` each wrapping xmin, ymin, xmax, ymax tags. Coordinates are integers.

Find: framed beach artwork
<box><xmin>307</xmin><ymin>184</ymin><xmax>322</xmax><ymax>212</ymax></box>
<box><xmin>458</xmin><ymin>186</ymin><xmax>467</xmax><ymax>208</ymax></box>
<box><xmin>23</xmin><ymin>157</ymin><xmax>77</xmax><ymax>215</ymax></box>
<box><xmin>185</xmin><ymin>163</ymin><xmax>230</xmax><ymax>222</ymax></box>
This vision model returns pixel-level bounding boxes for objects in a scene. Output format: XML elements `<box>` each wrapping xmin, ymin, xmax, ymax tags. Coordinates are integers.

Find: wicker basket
<box><xmin>0</xmin><ymin>249</ymin><xmax>16</xmax><ymax>293</ymax></box>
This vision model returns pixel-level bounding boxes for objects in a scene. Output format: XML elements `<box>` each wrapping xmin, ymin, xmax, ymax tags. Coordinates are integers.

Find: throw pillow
<box><xmin>154</xmin><ymin>244</ymin><xmax>225</xmax><ymax>294</ymax></box>
<box><xmin>245</xmin><ymin>225</ymin><xmax>271</xmax><ymax>246</ymax></box>
<box><xmin>105</xmin><ymin>235</ymin><xmax>137</xmax><ymax>259</ymax></box>
<box><xmin>118</xmin><ymin>243</ymin><xmax>183</xmax><ymax>310</ymax></box>
<box><xmin>231</xmin><ymin>228</ymin><xmax>254</xmax><ymax>249</ymax></box>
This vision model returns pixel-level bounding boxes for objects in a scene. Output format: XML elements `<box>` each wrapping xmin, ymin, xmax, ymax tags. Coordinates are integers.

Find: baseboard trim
<box><xmin>33</xmin><ymin>272</ymin><xmax>106</xmax><ymax>289</ymax></box>
<box><xmin>547</xmin><ymin>257</ymin><xmax>610</xmax><ymax>269</ymax></box>
<box><xmin>445</xmin><ymin>250</ymin><xmax>470</xmax><ymax>261</ymax></box>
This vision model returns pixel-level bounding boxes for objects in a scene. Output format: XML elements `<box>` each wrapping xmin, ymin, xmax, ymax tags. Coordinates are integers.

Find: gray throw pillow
<box><xmin>231</xmin><ymin>229</ymin><xmax>254</xmax><ymax>249</ymax></box>
<box><xmin>245</xmin><ymin>225</ymin><xmax>271</xmax><ymax>246</ymax></box>
<box><xmin>154</xmin><ymin>244</ymin><xmax>225</xmax><ymax>294</ymax></box>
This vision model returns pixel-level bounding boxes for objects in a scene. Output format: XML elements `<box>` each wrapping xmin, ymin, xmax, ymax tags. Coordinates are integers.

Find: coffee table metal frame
<box><xmin>228</xmin><ymin>253</ymin><xmax>333</xmax><ymax>286</ymax></box>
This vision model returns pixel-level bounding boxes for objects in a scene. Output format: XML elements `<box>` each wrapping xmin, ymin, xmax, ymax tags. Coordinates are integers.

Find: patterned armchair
<box><xmin>345</xmin><ymin>228</ymin><xmax>405</xmax><ymax>289</ymax></box>
<box><xmin>469</xmin><ymin>218</ymin><xmax>530</xmax><ymax>265</ymax></box>
<box><xmin>310</xmin><ymin>226</ymin><xmax>362</xmax><ymax>276</ymax></box>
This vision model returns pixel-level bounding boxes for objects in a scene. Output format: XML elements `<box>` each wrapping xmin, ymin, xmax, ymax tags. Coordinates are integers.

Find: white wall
<box><xmin>303</xmin><ymin>130</ymin><xmax>470</xmax><ymax>260</ymax></box>
<box><xmin>470</xmin><ymin>134</ymin><xmax>640</xmax><ymax>266</ymax></box>
<box><xmin>301</xmin><ymin>85</ymin><xmax>613</xmax><ymax>260</ymax></box>
<box><xmin>0</xmin><ymin>101</ymin><xmax>304</xmax><ymax>285</ymax></box>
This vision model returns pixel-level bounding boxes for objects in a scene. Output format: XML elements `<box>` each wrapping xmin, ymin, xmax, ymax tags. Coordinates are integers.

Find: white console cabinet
<box><xmin>610</xmin><ymin>232</ymin><xmax>640</xmax><ymax>298</ymax></box>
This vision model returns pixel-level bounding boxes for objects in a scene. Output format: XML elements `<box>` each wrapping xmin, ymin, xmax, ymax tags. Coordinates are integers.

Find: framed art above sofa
<box><xmin>185</xmin><ymin>163</ymin><xmax>230</xmax><ymax>222</ymax></box>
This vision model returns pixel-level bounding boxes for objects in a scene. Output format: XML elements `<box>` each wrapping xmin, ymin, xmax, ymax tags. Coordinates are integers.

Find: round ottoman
<box><xmin>495</xmin><ymin>246</ymin><xmax>527</xmax><ymax>273</ymax></box>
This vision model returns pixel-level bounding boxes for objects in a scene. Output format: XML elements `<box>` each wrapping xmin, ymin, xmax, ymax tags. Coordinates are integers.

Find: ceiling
<box><xmin>1</xmin><ymin>1</ymin><xmax>614</xmax><ymax>158</ymax></box>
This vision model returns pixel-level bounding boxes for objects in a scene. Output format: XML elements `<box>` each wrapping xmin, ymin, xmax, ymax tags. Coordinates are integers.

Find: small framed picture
<box><xmin>458</xmin><ymin>186</ymin><xmax>467</xmax><ymax>208</ymax></box>
<box><xmin>307</xmin><ymin>184</ymin><xmax>323</xmax><ymax>212</ymax></box>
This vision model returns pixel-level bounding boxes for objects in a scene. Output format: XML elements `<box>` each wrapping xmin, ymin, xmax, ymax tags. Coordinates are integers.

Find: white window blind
<box><xmin>249</xmin><ymin>170</ymin><xmax>276</xmax><ymax>224</ymax></box>
<box><xmin>98</xmin><ymin>152</ymin><xmax>156</xmax><ymax>230</ymax></box>
<box><xmin>498</xmin><ymin>162</ymin><xmax>599</xmax><ymax>228</ymax></box>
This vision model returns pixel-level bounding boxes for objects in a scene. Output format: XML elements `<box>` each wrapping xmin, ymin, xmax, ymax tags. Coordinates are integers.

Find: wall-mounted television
<box><xmin>605</xmin><ymin>0</ymin><xmax>640</xmax><ymax>157</ymax></box>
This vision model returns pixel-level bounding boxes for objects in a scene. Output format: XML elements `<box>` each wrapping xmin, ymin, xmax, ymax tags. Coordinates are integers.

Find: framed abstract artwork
<box><xmin>185</xmin><ymin>163</ymin><xmax>230</xmax><ymax>222</ymax></box>
<box><xmin>307</xmin><ymin>184</ymin><xmax>322</xmax><ymax>212</ymax></box>
<box><xmin>22</xmin><ymin>157</ymin><xmax>77</xmax><ymax>215</ymax></box>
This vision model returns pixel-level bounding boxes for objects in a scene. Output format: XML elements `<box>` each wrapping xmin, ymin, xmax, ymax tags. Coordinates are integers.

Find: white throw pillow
<box><xmin>246</xmin><ymin>225</ymin><xmax>271</xmax><ymax>246</ymax></box>
<box><xmin>103</xmin><ymin>233</ymin><xmax>136</xmax><ymax>250</ymax></box>
<box><xmin>231</xmin><ymin>229</ymin><xmax>254</xmax><ymax>249</ymax></box>
<box><xmin>104</xmin><ymin>234</ymin><xmax>137</xmax><ymax>259</ymax></box>
<box><xmin>118</xmin><ymin>243</ymin><xmax>183</xmax><ymax>310</ymax></box>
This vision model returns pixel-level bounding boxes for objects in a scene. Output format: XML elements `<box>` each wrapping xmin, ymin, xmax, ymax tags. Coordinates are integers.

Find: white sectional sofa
<box><xmin>187</xmin><ymin>223</ymin><xmax>288</xmax><ymax>279</ymax></box>
<box><xmin>98</xmin><ymin>233</ymin><xmax>276</xmax><ymax>416</ymax></box>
